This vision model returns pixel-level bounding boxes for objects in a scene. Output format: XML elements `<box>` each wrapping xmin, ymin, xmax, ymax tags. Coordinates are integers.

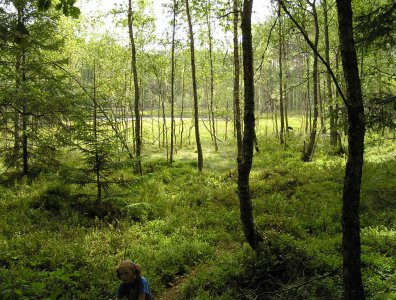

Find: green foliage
<box><xmin>0</xmin><ymin>133</ymin><xmax>395</xmax><ymax>299</ymax></box>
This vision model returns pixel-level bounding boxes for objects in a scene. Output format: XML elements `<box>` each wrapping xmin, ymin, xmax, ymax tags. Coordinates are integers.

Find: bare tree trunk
<box><xmin>323</xmin><ymin>0</ymin><xmax>337</xmax><ymax>146</ymax></box>
<box><xmin>305</xmin><ymin>50</ymin><xmax>311</xmax><ymax>133</ymax></box>
<box><xmin>319</xmin><ymin>72</ymin><xmax>325</xmax><ymax>132</ymax></box>
<box><xmin>93</xmin><ymin>61</ymin><xmax>102</xmax><ymax>202</ymax></box>
<box><xmin>170</xmin><ymin>0</ymin><xmax>176</xmax><ymax>163</ymax></box>
<box><xmin>284</xmin><ymin>45</ymin><xmax>289</xmax><ymax>134</ymax></box>
<box><xmin>128</xmin><ymin>71</ymin><xmax>136</xmax><ymax>155</ymax></box>
<box><xmin>225</xmin><ymin>98</ymin><xmax>229</xmax><ymax>141</ymax></box>
<box><xmin>157</xmin><ymin>92</ymin><xmax>161</xmax><ymax>148</ymax></box>
<box><xmin>179</xmin><ymin>60</ymin><xmax>186</xmax><ymax>147</ymax></box>
<box><xmin>302</xmin><ymin>1</ymin><xmax>319</xmax><ymax>162</ymax></box>
<box><xmin>161</xmin><ymin>87</ymin><xmax>169</xmax><ymax>161</ymax></box>
<box><xmin>233</xmin><ymin>0</ymin><xmax>242</xmax><ymax>158</ymax></box>
<box><xmin>185</xmin><ymin>0</ymin><xmax>203</xmax><ymax>171</ymax></box>
<box><xmin>14</xmin><ymin>54</ymin><xmax>21</xmax><ymax>162</ymax></box>
<box><xmin>206</xmin><ymin>0</ymin><xmax>218</xmax><ymax>152</ymax></box>
<box><xmin>238</xmin><ymin>0</ymin><xmax>262</xmax><ymax>250</ymax></box>
<box><xmin>278</xmin><ymin>2</ymin><xmax>285</xmax><ymax>144</ymax></box>
<box><xmin>15</xmin><ymin>6</ymin><xmax>28</xmax><ymax>175</ymax></box>
<box><xmin>336</xmin><ymin>0</ymin><xmax>365</xmax><ymax>298</ymax></box>
<box><xmin>128</xmin><ymin>0</ymin><xmax>142</xmax><ymax>175</ymax></box>
<box><xmin>22</xmin><ymin>54</ymin><xmax>28</xmax><ymax>176</ymax></box>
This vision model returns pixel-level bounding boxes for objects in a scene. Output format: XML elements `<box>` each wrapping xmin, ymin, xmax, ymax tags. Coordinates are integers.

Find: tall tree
<box><xmin>0</xmin><ymin>0</ymin><xmax>76</xmax><ymax>176</ymax></box>
<box><xmin>238</xmin><ymin>0</ymin><xmax>262</xmax><ymax>250</ymax></box>
<box><xmin>336</xmin><ymin>0</ymin><xmax>366</xmax><ymax>298</ymax></box>
<box><xmin>170</xmin><ymin>0</ymin><xmax>177</xmax><ymax>164</ymax></box>
<box><xmin>233</xmin><ymin>0</ymin><xmax>242</xmax><ymax>159</ymax></box>
<box><xmin>278</xmin><ymin>1</ymin><xmax>285</xmax><ymax>145</ymax></box>
<box><xmin>302</xmin><ymin>0</ymin><xmax>319</xmax><ymax>162</ymax></box>
<box><xmin>205</xmin><ymin>0</ymin><xmax>218</xmax><ymax>152</ymax></box>
<box><xmin>128</xmin><ymin>0</ymin><xmax>142</xmax><ymax>175</ymax></box>
<box><xmin>323</xmin><ymin>0</ymin><xmax>338</xmax><ymax>147</ymax></box>
<box><xmin>185</xmin><ymin>0</ymin><xmax>203</xmax><ymax>171</ymax></box>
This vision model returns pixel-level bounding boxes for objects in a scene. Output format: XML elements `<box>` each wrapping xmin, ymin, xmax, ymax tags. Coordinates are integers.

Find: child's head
<box><xmin>116</xmin><ymin>260</ymin><xmax>142</xmax><ymax>283</ymax></box>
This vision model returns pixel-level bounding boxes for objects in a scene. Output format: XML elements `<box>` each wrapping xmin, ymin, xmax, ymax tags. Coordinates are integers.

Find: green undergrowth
<box><xmin>0</xmin><ymin>133</ymin><xmax>395</xmax><ymax>299</ymax></box>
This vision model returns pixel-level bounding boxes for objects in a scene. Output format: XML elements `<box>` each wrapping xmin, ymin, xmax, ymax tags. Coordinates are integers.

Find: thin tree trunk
<box><xmin>15</xmin><ymin>7</ymin><xmax>28</xmax><ymax>175</ymax></box>
<box><xmin>22</xmin><ymin>53</ymin><xmax>28</xmax><ymax>176</ymax></box>
<box><xmin>180</xmin><ymin>60</ymin><xmax>186</xmax><ymax>147</ymax></box>
<box><xmin>284</xmin><ymin>44</ymin><xmax>289</xmax><ymax>133</ymax></box>
<box><xmin>319</xmin><ymin>72</ymin><xmax>325</xmax><ymax>132</ymax></box>
<box><xmin>14</xmin><ymin>53</ymin><xmax>21</xmax><ymax>160</ymax></box>
<box><xmin>92</xmin><ymin>61</ymin><xmax>101</xmax><ymax>203</ymax></box>
<box><xmin>170</xmin><ymin>0</ymin><xmax>176</xmax><ymax>163</ymax></box>
<box><xmin>302</xmin><ymin>1</ymin><xmax>319</xmax><ymax>162</ymax></box>
<box><xmin>161</xmin><ymin>87</ymin><xmax>169</xmax><ymax>161</ymax></box>
<box><xmin>323</xmin><ymin>0</ymin><xmax>337</xmax><ymax>146</ymax></box>
<box><xmin>336</xmin><ymin>0</ymin><xmax>365</xmax><ymax>298</ymax></box>
<box><xmin>238</xmin><ymin>0</ymin><xmax>262</xmax><ymax>250</ymax></box>
<box><xmin>305</xmin><ymin>50</ymin><xmax>311</xmax><ymax>133</ymax></box>
<box><xmin>128</xmin><ymin>0</ymin><xmax>142</xmax><ymax>175</ymax></box>
<box><xmin>206</xmin><ymin>0</ymin><xmax>218</xmax><ymax>152</ymax></box>
<box><xmin>128</xmin><ymin>71</ymin><xmax>136</xmax><ymax>155</ymax></box>
<box><xmin>233</xmin><ymin>0</ymin><xmax>242</xmax><ymax>158</ymax></box>
<box><xmin>278</xmin><ymin>2</ymin><xmax>285</xmax><ymax>144</ymax></box>
<box><xmin>185</xmin><ymin>0</ymin><xmax>203</xmax><ymax>171</ymax></box>
<box><xmin>157</xmin><ymin>92</ymin><xmax>161</xmax><ymax>148</ymax></box>
<box><xmin>225</xmin><ymin>98</ymin><xmax>229</xmax><ymax>140</ymax></box>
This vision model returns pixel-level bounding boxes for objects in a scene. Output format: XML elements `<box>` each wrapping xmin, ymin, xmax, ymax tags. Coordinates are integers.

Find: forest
<box><xmin>0</xmin><ymin>0</ymin><xmax>395</xmax><ymax>299</ymax></box>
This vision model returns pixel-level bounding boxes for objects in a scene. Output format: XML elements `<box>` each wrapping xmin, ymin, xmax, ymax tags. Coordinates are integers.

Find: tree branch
<box><xmin>278</xmin><ymin>0</ymin><xmax>348</xmax><ymax>107</ymax></box>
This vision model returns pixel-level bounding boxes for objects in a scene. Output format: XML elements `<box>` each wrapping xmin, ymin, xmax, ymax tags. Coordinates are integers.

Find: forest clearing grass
<box><xmin>0</xmin><ymin>121</ymin><xmax>395</xmax><ymax>299</ymax></box>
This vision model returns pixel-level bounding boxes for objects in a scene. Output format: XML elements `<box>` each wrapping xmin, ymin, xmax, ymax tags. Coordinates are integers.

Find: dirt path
<box><xmin>156</xmin><ymin>275</ymin><xmax>186</xmax><ymax>300</ymax></box>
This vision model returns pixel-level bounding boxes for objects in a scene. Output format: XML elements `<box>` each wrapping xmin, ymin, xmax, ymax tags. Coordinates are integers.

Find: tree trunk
<box><xmin>93</xmin><ymin>61</ymin><xmax>102</xmax><ymax>203</ymax></box>
<box><xmin>15</xmin><ymin>7</ymin><xmax>28</xmax><ymax>175</ymax></box>
<box><xmin>161</xmin><ymin>86</ymin><xmax>169</xmax><ymax>161</ymax></box>
<box><xmin>128</xmin><ymin>0</ymin><xmax>142</xmax><ymax>175</ymax></box>
<box><xmin>323</xmin><ymin>0</ymin><xmax>337</xmax><ymax>146</ymax></box>
<box><xmin>336</xmin><ymin>0</ymin><xmax>365</xmax><ymax>298</ymax></box>
<box><xmin>206</xmin><ymin>0</ymin><xmax>218</xmax><ymax>152</ymax></box>
<box><xmin>302</xmin><ymin>2</ymin><xmax>319</xmax><ymax>162</ymax></box>
<box><xmin>233</xmin><ymin>0</ymin><xmax>242</xmax><ymax>158</ymax></box>
<box><xmin>185</xmin><ymin>0</ymin><xmax>203</xmax><ymax>171</ymax></box>
<box><xmin>170</xmin><ymin>0</ymin><xmax>176</xmax><ymax>163</ymax></box>
<box><xmin>180</xmin><ymin>61</ymin><xmax>186</xmax><ymax>147</ymax></box>
<box><xmin>238</xmin><ymin>0</ymin><xmax>262</xmax><ymax>250</ymax></box>
<box><xmin>278</xmin><ymin>2</ymin><xmax>285</xmax><ymax>145</ymax></box>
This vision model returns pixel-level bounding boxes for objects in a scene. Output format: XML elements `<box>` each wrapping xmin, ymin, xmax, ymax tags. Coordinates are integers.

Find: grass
<box><xmin>0</xmin><ymin>120</ymin><xmax>395</xmax><ymax>299</ymax></box>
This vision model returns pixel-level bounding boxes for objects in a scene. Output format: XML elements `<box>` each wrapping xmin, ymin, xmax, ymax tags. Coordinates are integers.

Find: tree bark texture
<box><xmin>233</xmin><ymin>0</ymin><xmax>242</xmax><ymax>159</ymax></box>
<box><xmin>302</xmin><ymin>1</ymin><xmax>319</xmax><ymax>162</ymax></box>
<box><xmin>278</xmin><ymin>2</ymin><xmax>285</xmax><ymax>145</ymax></box>
<box><xmin>206</xmin><ymin>0</ymin><xmax>218</xmax><ymax>152</ymax></box>
<box><xmin>238</xmin><ymin>0</ymin><xmax>262</xmax><ymax>250</ymax></box>
<box><xmin>323</xmin><ymin>0</ymin><xmax>338</xmax><ymax>146</ymax></box>
<box><xmin>170</xmin><ymin>0</ymin><xmax>176</xmax><ymax>163</ymax></box>
<box><xmin>185</xmin><ymin>0</ymin><xmax>203</xmax><ymax>171</ymax></box>
<box><xmin>336</xmin><ymin>0</ymin><xmax>365</xmax><ymax>299</ymax></box>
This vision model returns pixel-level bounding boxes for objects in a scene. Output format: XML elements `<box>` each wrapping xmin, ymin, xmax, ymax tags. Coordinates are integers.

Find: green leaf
<box><xmin>37</xmin><ymin>0</ymin><xmax>52</xmax><ymax>11</ymax></box>
<box><xmin>70</xmin><ymin>7</ymin><xmax>81</xmax><ymax>19</ymax></box>
<box><xmin>49</xmin><ymin>289</ymin><xmax>63</xmax><ymax>300</ymax></box>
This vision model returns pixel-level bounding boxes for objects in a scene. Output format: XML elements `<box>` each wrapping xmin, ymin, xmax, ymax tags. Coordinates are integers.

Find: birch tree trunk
<box><xmin>185</xmin><ymin>0</ymin><xmax>203</xmax><ymax>171</ymax></box>
<box><xmin>302</xmin><ymin>1</ymin><xmax>319</xmax><ymax>162</ymax></box>
<box><xmin>233</xmin><ymin>0</ymin><xmax>242</xmax><ymax>159</ymax></box>
<box><xmin>238</xmin><ymin>0</ymin><xmax>262</xmax><ymax>250</ymax></box>
<box><xmin>128</xmin><ymin>0</ymin><xmax>142</xmax><ymax>175</ymax></box>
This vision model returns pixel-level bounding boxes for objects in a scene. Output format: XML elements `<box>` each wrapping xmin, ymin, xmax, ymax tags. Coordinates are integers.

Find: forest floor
<box><xmin>0</xmin><ymin>131</ymin><xmax>395</xmax><ymax>299</ymax></box>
